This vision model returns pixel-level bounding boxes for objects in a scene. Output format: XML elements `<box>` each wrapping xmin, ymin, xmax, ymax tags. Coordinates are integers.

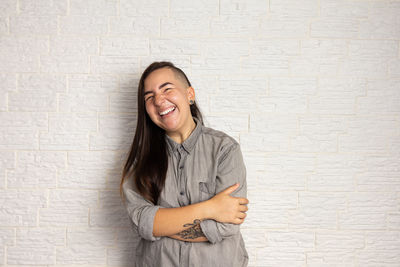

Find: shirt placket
<box><xmin>177</xmin><ymin>144</ymin><xmax>189</xmax><ymax>207</ymax></box>
<box><xmin>177</xmin><ymin>144</ymin><xmax>190</xmax><ymax>266</ymax></box>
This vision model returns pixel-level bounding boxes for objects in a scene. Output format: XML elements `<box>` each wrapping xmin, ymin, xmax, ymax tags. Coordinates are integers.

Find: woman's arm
<box><xmin>153</xmin><ymin>183</ymin><xmax>248</xmax><ymax>239</ymax></box>
<box><xmin>168</xmin><ymin>223</ymin><xmax>209</xmax><ymax>242</ymax></box>
<box><xmin>199</xmin><ymin>142</ymin><xmax>249</xmax><ymax>244</ymax></box>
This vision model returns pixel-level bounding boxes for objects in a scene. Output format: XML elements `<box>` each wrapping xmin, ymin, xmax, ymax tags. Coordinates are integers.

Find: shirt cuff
<box><xmin>138</xmin><ymin>205</ymin><xmax>162</xmax><ymax>241</ymax></box>
<box><xmin>200</xmin><ymin>219</ymin><xmax>222</xmax><ymax>244</ymax></box>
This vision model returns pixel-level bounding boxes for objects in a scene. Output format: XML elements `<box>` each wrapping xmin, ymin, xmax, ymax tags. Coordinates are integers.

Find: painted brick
<box><xmin>39</xmin><ymin>206</ymin><xmax>89</xmax><ymax>227</ymax></box>
<box><xmin>50</xmin><ymin>36</ymin><xmax>98</xmax><ymax>56</ymax></box>
<box><xmin>358</xmin><ymin>79</ymin><xmax>400</xmax><ymax>114</ymax></box>
<box><xmin>150</xmin><ymin>38</ymin><xmax>201</xmax><ymax>56</ymax></box>
<box><xmin>18</xmin><ymin>73</ymin><xmax>67</xmax><ymax>93</ymax></box>
<box><xmin>41</xmin><ymin>54</ymin><xmax>89</xmax><ymax>73</ymax></box>
<box><xmin>48</xmin><ymin>112</ymin><xmax>97</xmax><ymax>133</ymax></box>
<box><xmin>289</xmin><ymin>208</ymin><xmax>337</xmax><ymax>229</ymax></box>
<box><xmin>90</xmin><ymin>190</ymin><xmax>130</xmax><ymax>227</ymax></box>
<box><xmin>48</xmin><ymin>189</ymin><xmax>98</xmax><ymax>209</ymax></box>
<box><xmin>389</xmin><ymin>59</ymin><xmax>400</xmax><ymax>77</ymax></box>
<box><xmin>220</xmin><ymin>0</ymin><xmax>268</xmax><ymax>15</ymax></box>
<box><xmin>259</xmin><ymin>15</ymin><xmax>309</xmax><ymax>38</ymax></box>
<box><xmin>242</xmin><ymin>55</ymin><xmax>290</xmax><ymax>75</ymax></box>
<box><xmin>67</xmin><ymin>227</ymin><xmax>115</xmax><ymax>247</ymax></box>
<box><xmin>357</xmin><ymin>250</ymin><xmax>400</xmax><ymax>266</ymax></box>
<box><xmin>59</xmin><ymin>16</ymin><xmax>108</xmax><ymax>35</ymax></box>
<box><xmin>170</xmin><ymin>0</ymin><xmax>218</xmax><ymax>16</ymax></box>
<box><xmin>270</xmin><ymin>0</ymin><xmax>318</xmax><ymax>17</ymax></box>
<box><xmin>241</xmin><ymin>132</ymin><xmax>289</xmax><ymax>152</ymax></box>
<box><xmin>316</xmin><ymin>230</ymin><xmax>364</xmax><ymax>250</ymax></box>
<box><xmin>0</xmin><ymin>130</ymin><xmax>39</xmax><ymax>150</ymax></box>
<box><xmin>69</xmin><ymin>0</ymin><xmax>117</xmax><ymax>16</ymax></box>
<box><xmin>140</xmin><ymin>56</ymin><xmax>191</xmax><ymax>74</ymax></box>
<box><xmin>89</xmin><ymin>113</ymin><xmax>136</xmax><ymax>151</ymax></box>
<box><xmin>56</xmin><ymin>244</ymin><xmax>106</xmax><ymax>265</ymax></box>
<box><xmin>211</xmin><ymin>16</ymin><xmax>259</xmax><ymax>37</ymax></box>
<box><xmin>0</xmin><ymin>228</ymin><xmax>15</xmax><ymax>246</ymax></box>
<box><xmin>39</xmin><ymin>132</ymin><xmax>89</xmax><ymax>150</ymax></box>
<box><xmin>359</xmin><ymin>1</ymin><xmax>400</xmax><ymax>39</ymax></box>
<box><xmin>0</xmin><ymin>0</ymin><xmax>17</xmax><ymax>16</ymax></box>
<box><xmin>69</xmin><ymin>74</ymin><xmax>118</xmax><ymax>93</ymax></box>
<box><xmin>100</xmin><ymin>37</ymin><xmax>149</xmax><ymax>56</ymax></box>
<box><xmin>109</xmin><ymin>17</ymin><xmax>160</xmax><ymax>36</ymax></box>
<box><xmin>0</xmin><ymin>1</ymin><xmax>399</xmax><ymax>266</ymax></box>
<box><xmin>7</xmin><ymin>245</ymin><xmax>56</xmax><ymax>265</ymax></box>
<box><xmin>0</xmin><ymin>17</ymin><xmax>8</xmax><ymax>34</ymax></box>
<box><xmin>266</xmin><ymin>231</ymin><xmax>315</xmax><ymax>251</ymax></box>
<box><xmin>310</xmin><ymin>17</ymin><xmax>359</xmax><ymax>38</ymax></box>
<box><xmin>9</xmin><ymin>91</ymin><xmax>57</xmax><ymax>111</ymax></box>
<box><xmin>387</xmin><ymin>213</ymin><xmax>400</xmax><ymax>229</ymax></box>
<box><xmin>348</xmin><ymin>40</ymin><xmax>399</xmax><ymax>60</ymax></box>
<box><xmin>339</xmin><ymin>210</ymin><xmax>386</xmax><ymax>230</ymax></box>
<box><xmin>0</xmin><ymin>36</ymin><xmax>47</xmax><ymax>72</ymax></box>
<box><xmin>10</xmin><ymin>15</ymin><xmax>58</xmax><ymax>34</ymax></box>
<box><xmin>320</xmin><ymin>0</ymin><xmax>368</xmax><ymax>18</ymax></box>
<box><xmin>59</xmin><ymin>93</ymin><xmax>109</xmax><ymax>112</ymax></box>
<box><xmin>19</xmin><ymin>0</ymin><xmax>67</xmax><ymax>16</ymax></box>
<box><xmin>109</xmin><ymin>91</ymin><xmax>137</xmax><ymax>113</ymax></box>
<box><xmin>90</xmin><ymin>56</ymin><xmax>140</xmax><ymax>74</ymax></box>
<box><xmin>206</xmin><ymin>115</ymin><xmax>248</xmax><ymax>134</ymax></box>
<box><xmin>120</xmin><ymin>0</ymin><xmax>168</xmax><ymax>16</ymax></box>
<box><xmin>162</xmin><ymin>17</ymin><xmax>210</xmax><ymax>37</ymax></box>
<box><xmin>0</xmin><ymin>190</ymin><xmax>47</xmax><ymax>226</ymax></box>
<box><xmin>256</xmin><ymin>248</ymin><xmax>305</xmax><ymax>266</ymax></box>
<box><xmin>357</xmin><ymin>172</ymin><xmax>400</xmax><ymax>192</ymax></box>
<box><xmin>307</xmin><ymin>251</ymin><xmax>355</xmax><ymax>266</ymax></box>
<box><xmin>341</xmin><ymin>58</ymin><xmax>389</xmax><ymax>78</ymax></box>
<box><xmin>7</xmin><ymin>151</ymin><xmax>66</xmax><ymax>189</ymax></box>
<box><xmin>0</xmin><ymin>151</ymin><xmax>15</xmax><ymax>188</ymax></box>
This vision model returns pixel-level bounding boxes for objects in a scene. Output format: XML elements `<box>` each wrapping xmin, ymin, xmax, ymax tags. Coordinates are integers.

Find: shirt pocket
<box><xmin>198</xmin><ymin>181</ymin><xmax>216</xmax><ymax>201</ymax></box>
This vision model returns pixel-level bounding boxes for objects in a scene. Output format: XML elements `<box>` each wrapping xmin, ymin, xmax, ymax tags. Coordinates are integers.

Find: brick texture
<box><xmin>0</xmin><ymin>0</ymin><xmax>399</xmax><ymax>266</ymax></box>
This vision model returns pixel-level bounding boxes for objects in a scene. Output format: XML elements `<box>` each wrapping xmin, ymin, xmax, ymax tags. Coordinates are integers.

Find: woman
<box><xmin>120</xmin><ymin>61</ymin><xmax>249</xmax><ymax>267</ymax></box>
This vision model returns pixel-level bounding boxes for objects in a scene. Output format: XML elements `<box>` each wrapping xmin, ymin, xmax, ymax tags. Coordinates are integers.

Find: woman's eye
<box><xmin>145</xmin><ymin>96</ymin><xmax>153</xmax><ymax>101</ymax></box>
<box><xmin>165</xmin><ymin>88</ymin><xmax>172</xmax><ymax>91</ymax></box>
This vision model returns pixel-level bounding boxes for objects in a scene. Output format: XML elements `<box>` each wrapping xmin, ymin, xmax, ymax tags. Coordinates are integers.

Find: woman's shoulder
<box><xmin>200</xmin><ymin>124</ymin><xmax>240</xmax><ymax>149</ymax></box>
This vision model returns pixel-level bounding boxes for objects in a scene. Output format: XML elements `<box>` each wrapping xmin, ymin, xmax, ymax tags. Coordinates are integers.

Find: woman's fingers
<box><xmin>238</xmin><ymin>197</ymin><xmax>249</xmax><ymax>205</ymax></box>
<box><xmin>221</xmin><ymin>183</ymin><xmax>240</xmax><ymax>195</ymax></box>
<box><xmin>237</xmin><ymin>212</ymin><xmax>247</xmax><ymax>219</ymax></box>
<box><xmin>238</xmin><ymin>205</ymin><xmax>248</xmax><ymax>212</ymax></box>
<box><xmin>234</xmin><ymin>213</ymin><xmax>247</xmax><ymax>224</ymax></box>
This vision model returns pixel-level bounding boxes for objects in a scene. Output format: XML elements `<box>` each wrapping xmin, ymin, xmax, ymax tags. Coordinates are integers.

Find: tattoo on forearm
<box><xmin>177</xmin><ymin>219</ymin><xmax>205</xmax><ymax>239</ymax></box>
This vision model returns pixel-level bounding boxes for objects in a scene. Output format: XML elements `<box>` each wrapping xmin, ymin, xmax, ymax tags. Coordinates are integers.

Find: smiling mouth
<box><xmin>159</xmin><ymin>106</ymin><xmax>176</xmax><ymax>117</ymax></box>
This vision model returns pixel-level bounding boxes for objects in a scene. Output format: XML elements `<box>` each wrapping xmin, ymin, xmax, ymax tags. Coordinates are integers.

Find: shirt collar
<box><xmin>165</xmin><ymin>116</ymin><xmax>202</xmax><ymax>154</ymax></box>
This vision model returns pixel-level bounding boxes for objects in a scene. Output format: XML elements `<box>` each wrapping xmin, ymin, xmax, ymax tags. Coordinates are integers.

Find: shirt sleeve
<box><xmin>122</xmin><ymin>178</ymin><xmax>162</xmax><ymax>242</ymax></box>
<box><xmin>200</xmin><ymin>142</ymin><xmax>247</xmax><ymax>244</ymax></box>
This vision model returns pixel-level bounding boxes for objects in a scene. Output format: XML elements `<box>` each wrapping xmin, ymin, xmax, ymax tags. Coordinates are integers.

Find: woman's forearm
<box><xmin>153</xmin><ymin>200</ymin><xmax>211</xmax><ymax>237</ymax></box>
<box><xmin>168</xmin><ymin>233</ymin><xmax>208</xmax><ymax>242</ymax></box>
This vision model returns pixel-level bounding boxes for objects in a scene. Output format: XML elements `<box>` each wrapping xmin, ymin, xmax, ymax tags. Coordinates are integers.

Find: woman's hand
<box><xmin>206</xmin><ymin>183</ymin><xmax>249</xmax><ymax>224</ymax></box>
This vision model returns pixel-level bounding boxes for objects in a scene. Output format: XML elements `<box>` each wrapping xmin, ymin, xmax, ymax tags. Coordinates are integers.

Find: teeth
<box><xmin>159</xmin><ymin>106</ymin><xmax>175</xmax><ymax>116</ymax></box>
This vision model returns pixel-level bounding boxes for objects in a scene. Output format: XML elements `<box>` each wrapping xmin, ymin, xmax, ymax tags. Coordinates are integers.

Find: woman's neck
<box><xmin>166</xmin><ymin>117</ymin><xmax>196</xmax><ymax>144</ymax></box>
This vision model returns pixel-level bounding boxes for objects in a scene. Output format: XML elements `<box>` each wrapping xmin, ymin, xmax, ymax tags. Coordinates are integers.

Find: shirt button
<box><xmin>180</xmin><ymin>191</ymin><xmax>184</xmax><ymax>196</ymax></box>
<box><xmin>179</xmin><ymin>165</ymin><xmax>184</xmax><ymax>169</ymax></box>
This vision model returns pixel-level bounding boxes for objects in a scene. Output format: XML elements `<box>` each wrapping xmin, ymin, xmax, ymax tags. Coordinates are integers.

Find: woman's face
<box><xmin>143</xmin><ymin>67</ymin><xmax>195</xmax><ymax>136</ymax></box>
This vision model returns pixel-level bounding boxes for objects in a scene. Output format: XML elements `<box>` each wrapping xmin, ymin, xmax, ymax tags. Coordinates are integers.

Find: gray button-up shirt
<box><xmin>122</xmin><ymin>116</ymin><xmax>248</xmax><ymax>267</ymax></box>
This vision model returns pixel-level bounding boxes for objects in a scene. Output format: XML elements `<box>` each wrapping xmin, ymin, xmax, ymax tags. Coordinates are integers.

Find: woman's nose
<box><xmin>154</xmin><ymin>93</ymin><xmax>165</xmax><ymax>106</ymax></box>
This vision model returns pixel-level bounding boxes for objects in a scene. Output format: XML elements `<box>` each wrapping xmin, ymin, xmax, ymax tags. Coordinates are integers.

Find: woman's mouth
<box><xmin>159</xmin><ymin>106</ymin><xmax>176</xmax><ymax>117</ymax></box>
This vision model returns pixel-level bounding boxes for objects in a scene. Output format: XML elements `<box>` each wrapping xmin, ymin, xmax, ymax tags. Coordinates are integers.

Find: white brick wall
<box><xmin>0</xmin><ymin>0</ymin><xmax>399</xmax><ymax>266</ymax></box>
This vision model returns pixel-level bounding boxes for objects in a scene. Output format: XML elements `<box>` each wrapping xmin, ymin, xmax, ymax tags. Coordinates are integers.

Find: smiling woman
<box><xmin>120</xmin><ymin>61</ymin><xmax>249</xmax><ymax>267</ymax></box>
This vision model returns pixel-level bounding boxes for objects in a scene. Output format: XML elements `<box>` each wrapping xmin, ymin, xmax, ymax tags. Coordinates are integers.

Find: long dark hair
<box><xmin>120</xmin><ymin>61</ymin><xmax>204</xmax><ymax>205</ymax></box>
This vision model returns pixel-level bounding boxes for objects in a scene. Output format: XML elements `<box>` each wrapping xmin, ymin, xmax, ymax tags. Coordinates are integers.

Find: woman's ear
<box><xmin>187</xmin><ymin>86</ymin><xmax>195</xmax><ymax>101</ymax></box>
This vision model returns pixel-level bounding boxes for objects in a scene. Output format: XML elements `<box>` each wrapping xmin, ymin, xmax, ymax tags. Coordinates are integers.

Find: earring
<box><xmin>189</xmin><ymin>99</ymin><xmax>194</xmax><ymax>105</ymax></box>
